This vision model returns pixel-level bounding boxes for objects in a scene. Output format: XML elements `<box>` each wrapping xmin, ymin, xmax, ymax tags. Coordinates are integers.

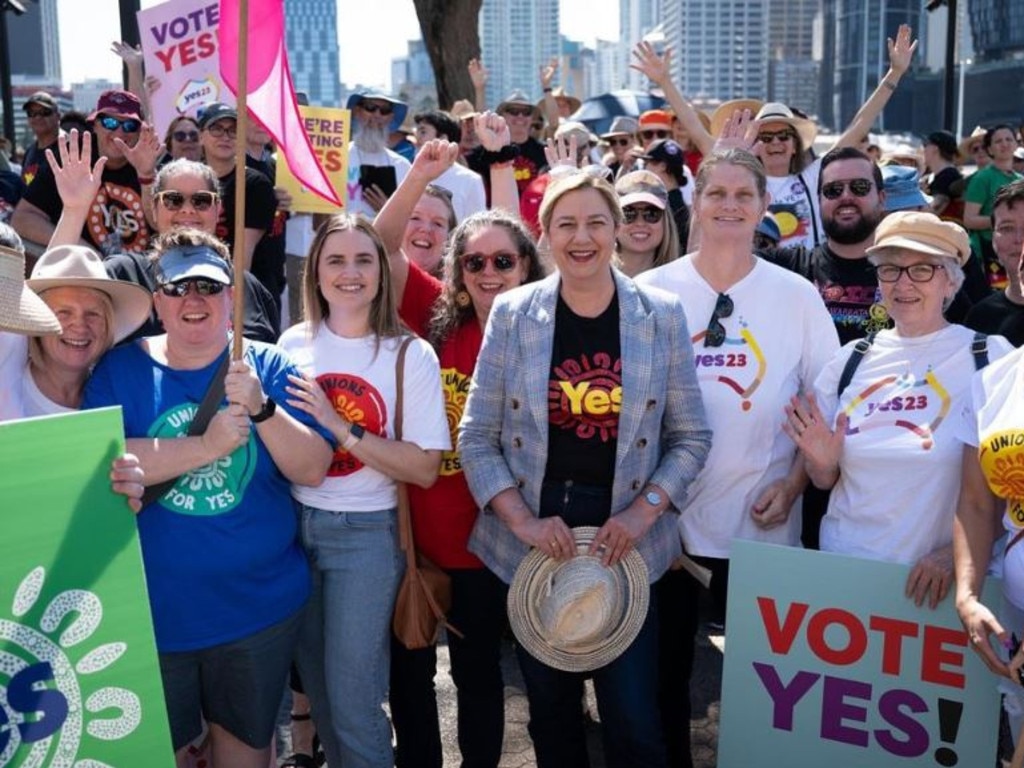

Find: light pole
<box><xmin>926</xmin><ymin>0</ymin><xmax>958</xmax><ymax>132</ymax></box>
<box><xmin>0</xmin><ymin>0</ymin><xmax>31</xmax><ymax>144</ymax></box>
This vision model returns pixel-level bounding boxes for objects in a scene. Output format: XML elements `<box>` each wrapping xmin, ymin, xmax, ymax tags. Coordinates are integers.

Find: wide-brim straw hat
<box><xmin>0</xmin><ymin>246</ymin><xmax>61</xmax><ymax>336</ymax></box>
<box><xmin>28</xmin><ymin>245</ymin><xmax>152</xmax><ymax>343</ymax></box>
<box><xmin>958</xmin><ymin>126</ymin><xmax>988</xmax><ymax>160</ymax></box>
<box><xmin>709</xmin><ymin>99</ymin><xmax>763</xmax><ymax>138</ymax></box>
<box><xmin>537</xmin><ymin>87</ymin><xmax>581</xmax><ymax>115</ymax></box>
<box><xmin>754</xmin><ymin>102</ymin><xmax>818</xmax><ymax>148</ymax></box>
<box><xmin>508</xmin><ymin>526</ymin><xmax>649</xmax><ymax>672</ymax></box>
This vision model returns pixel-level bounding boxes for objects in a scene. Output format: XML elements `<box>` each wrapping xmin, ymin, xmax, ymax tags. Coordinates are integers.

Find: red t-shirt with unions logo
<box><xmin>399</xmin><ymin>261</ymin><xmax>485</xmax><ymax>568</ymax></box>
<box><xmin>545</xmin><ymin>294</ymin><xmax>621</xmax><ymax>487</ymax></box>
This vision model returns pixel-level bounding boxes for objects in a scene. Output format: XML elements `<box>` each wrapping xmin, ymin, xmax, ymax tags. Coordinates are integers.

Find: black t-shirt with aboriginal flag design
<box><xmin>545</xmin><ymin>293</ymin><xmax>621</xmax><ymax>487</ymax></box>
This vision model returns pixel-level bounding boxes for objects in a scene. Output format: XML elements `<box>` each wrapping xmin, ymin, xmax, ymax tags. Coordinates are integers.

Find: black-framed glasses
<box><xmin>360</xmin><ymin>102</ymin><xmax>394</xmax><ymax>116</ymax></box>
<box><xmin>97</xmin><ymin>115</ymin><xmax>141</xmax><ymax>133</ymax></box>
<box><xmin>172</xmin><ymin>129</ymin><xmax>200</xmax><ymax>142</ymax></box>
<box><xmin>205</xmin><ymin>122</ymin><xmax>237</xmax><ymax>139</ymax></box>
<box><xmin>704</xmin><ymin>293</ymin><xmax>733</xmax><ymax>348</ymax></box>
<box><xmin>873</xmin><ymin>264</ymin><xmax>946</xmax><ymax>283</ymax></box>
<box><xmin>154</xmin><ymin>190</ymin><xmax>219</xmax><ymax>212</ymax></box>
<box><xmin>159</xmin><ymin>278</ymin><xmax>226</xmax><ymax>297</ymax></box>
<box><xmin>640</xmin><ymin>129</ymin><xmax>670</xmax><ymax>141</ymax></box>
<box><xmin>460</xmin><ymin>251</ymin><xmax>520</xmax><ymax>274</ymax></box>
<box><xmin>27</xmin><ymin>108</ymin><xmax>54</xmax><ymax>119</ymax></box>
<box><xmin>623</xmin><ymin>206</ymin><xmax>665</xmax><ymax>224</ymax></box>
<box><xmin>821</xmin><ymin>179</ymin><xmax>874</xmax><ymax>200</ymax></box>
<box><xmin>758</xmin><ymin>129</ymin><xmax>795</xmax><ymax>144</ymax></box>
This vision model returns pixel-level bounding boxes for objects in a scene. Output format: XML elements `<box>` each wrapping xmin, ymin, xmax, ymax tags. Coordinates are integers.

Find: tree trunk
<box><xmin>412</xmin><ymin>0</ymin><xmax>482</xmax><ymax>110</ymax></box>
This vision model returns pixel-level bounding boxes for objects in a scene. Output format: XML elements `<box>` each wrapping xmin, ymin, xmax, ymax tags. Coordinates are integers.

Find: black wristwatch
<box><xmin>251</xmin><ymin>397</ymin><xmax>277</xmax><ymax>424</ymax></box>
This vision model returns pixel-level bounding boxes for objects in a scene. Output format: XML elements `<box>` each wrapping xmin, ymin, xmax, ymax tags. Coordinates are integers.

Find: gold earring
<box><xmin>455</xmin><ymin>290</ymin><xmax>471</xmax><ymax>308</ymax></box>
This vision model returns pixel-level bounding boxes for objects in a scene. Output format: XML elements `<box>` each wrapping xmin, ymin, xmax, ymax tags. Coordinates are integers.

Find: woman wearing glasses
<box><xmin>636</xmin><ymin>148</ymin><xmax>836</xmax><ymax>768</ymax></box>
<box><xmin>162</xmin><ymin>115</ymin><xmax>203</xmax><ymax>164</ymax></box>
<box><xmin>83</xmin><ymin>226</ymin><xmax>334</xmax><ymax>768</ymax></box>
<box><xmin>786</xmin><ymin>212</ymin><xmax>1010</xmax><ymax>605</ymax></box>
<box><xmin>631</xmin><ymin>25</ymin><xmax>917</xmax><ymax>251</ymax></box>
<box><xmin>373</xmin><ymin>125</ymin><xmax>545</xmax><ymax>767</ymax></box>
<box><xmin>613</xmin><ymin>170</ymin><xmax>680</xmax><ymax>277</ymax></box>
<box><xmin>460</xmin><ymin>169</ymin><xmax>710</xmax><ymax>768</ymax></box>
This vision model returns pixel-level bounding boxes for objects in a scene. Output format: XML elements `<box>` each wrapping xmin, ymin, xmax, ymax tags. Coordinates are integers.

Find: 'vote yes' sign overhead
<box><xmin>718</xmin><ymin>541</ymin><xmax>1001</xmax><ymax>768</ymax></box>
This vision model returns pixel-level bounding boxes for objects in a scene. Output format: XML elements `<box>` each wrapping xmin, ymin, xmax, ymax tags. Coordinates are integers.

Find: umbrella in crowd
<box><xmin>568</xmin><ymin>90</ymin><xmax>667</xmax><ymax>135</ymax></box>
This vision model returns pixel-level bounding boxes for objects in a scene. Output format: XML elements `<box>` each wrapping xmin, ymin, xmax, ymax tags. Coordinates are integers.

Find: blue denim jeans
<box><xmin>293</xmin><ymin>504</ymin><xmax>404</xmax><ymax>768</ymax></box>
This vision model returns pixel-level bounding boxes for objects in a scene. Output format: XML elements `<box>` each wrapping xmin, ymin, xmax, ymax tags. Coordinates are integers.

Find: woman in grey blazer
<box><xmin>459</xmin><ymin>171</ymin><xmax>711</xmax><ymax>768</ymax></box>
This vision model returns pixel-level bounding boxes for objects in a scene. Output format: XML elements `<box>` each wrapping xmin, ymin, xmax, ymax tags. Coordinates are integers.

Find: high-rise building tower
<box><xmin>661</xmin><ymin>0</ymin><xmax>769</xmax><ymax>104</ymax></box>
<box><xmin>479</xmin><ymin>0</ymin><xmax>560</xmax><ymax>108</ymax></box>
<box><xmin>767</xmin><ymin>0</ymin><xmax>821</xmax><ymax>119</ymax></box>
<box><xmin>9</xmin><ymin>0</ymin><xmax>61</xmax><ymax>84</ymax></box>
<box><xmin>621</xmin><ymin>0</ymin><xmax>660</xmax><ymax>90</ymax></box>
<box><xmin>284</xmin><ymin>0</ymin><xmax>342</xmax><ymax>106</ymax></box>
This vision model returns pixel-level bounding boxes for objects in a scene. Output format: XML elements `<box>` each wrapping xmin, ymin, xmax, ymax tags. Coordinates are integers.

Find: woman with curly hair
<box><xmin>374</xmin><ymin>119</ymin><xmax>545</xmax><ymax>767</ymax></box>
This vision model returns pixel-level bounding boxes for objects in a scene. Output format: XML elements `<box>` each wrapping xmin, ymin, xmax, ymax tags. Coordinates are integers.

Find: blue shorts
<box><xmin>158</xmin><ymin>607</ymin><xmax>303</xmax><ymax>750</ymax></box>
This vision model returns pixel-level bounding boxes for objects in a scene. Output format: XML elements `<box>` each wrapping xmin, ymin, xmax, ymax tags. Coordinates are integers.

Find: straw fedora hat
<box><xmin>754</xmin><ymin>102</ymin><xmax>818</xmax><ymax>148</ymax></box>
<box><xmin>507</xmin><ymin>526</ymin><xmax>649</xmax><ymax>672</ymax></box>
<box><xmin>709</xmin><ymin>99</ymin><xmax>763</xmax><ymax>138</ymax></box>
<box><xmin>0</xmin><ymin>246</ymin><xmax>61</xmax><ymax>336</ymax></box>
<box><xmin>537</xmin><ymin>87</ymin><xmax>581</xmax><ymax>115</ymax></box>
<box><xmin>28</xmin><ymin>245</ymin><xmax>152</xmax><ymax>343</ymax></box>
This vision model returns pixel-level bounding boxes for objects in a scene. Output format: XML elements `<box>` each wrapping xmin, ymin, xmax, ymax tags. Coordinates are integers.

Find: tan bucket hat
<box><xmin>507</xmin><ymin>526</ymin><xmax>649</xmax><ymax>672</ymax></box>
<box><xmin>0</xmin><ymin>246</ymin><xmax>61</xmax><ymax>336</ymax></box>
<box><xmin>28</xmin><ymin>245</ymin><xmax>152</xmax><ymax>343</ymax></box>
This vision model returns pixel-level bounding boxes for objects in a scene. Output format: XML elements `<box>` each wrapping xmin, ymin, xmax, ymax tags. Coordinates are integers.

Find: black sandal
<box><xmin>281</xmin><ymin>712</ymin><xmax>318</xmax><ymax>768</ymax></box>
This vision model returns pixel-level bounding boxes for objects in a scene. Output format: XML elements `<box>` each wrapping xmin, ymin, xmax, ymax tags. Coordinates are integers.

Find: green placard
<box><xmin>0</xmin><ymin>407</ymin><xmax>174</xmax><ymax>767</ymax></box>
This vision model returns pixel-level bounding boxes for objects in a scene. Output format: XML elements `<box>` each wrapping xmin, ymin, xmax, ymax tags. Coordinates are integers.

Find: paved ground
<box><xmin>277</xmin><ymin>620</ymin><xmax>724</xmax><ymax>767</ymax></box>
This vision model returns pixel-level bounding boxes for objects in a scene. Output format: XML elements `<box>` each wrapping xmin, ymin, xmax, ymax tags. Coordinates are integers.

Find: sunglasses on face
<box><xmin>821</xmin><ymin>178</ymin><xmax>874</xmax><ymax>200</ymax></box>
<box><xmin>758</xmin><ymin>129</ymin><xmax>795</xmax><ymax>144</ymax></box>
<box><xmin>159</xmin><ymin>278</ymin><xmax>226</xmax><ymax>297</ymax></box>
<box><xmin>205</xmin><ymin>122</ymin><xmax>237</xmax><ymax>139</ymax></box>
<box><xmin>640</xmin><ymin>129</ymin><xmax>670</xmax><ymax>141</ymax></box>
<box><xmin>360</xmin><ymin>102</ymin><xmax>394</xmax><ymax>116</ymax></box>
<box><xmin>622</xmin><ymin>206</ymin><xmax>665</xmax><ymax>224</ymax></box>
<box><xmin>27</xmin><ymin>108</ymin><xmax>54</xmax><ymax>119</ymax></box>
<box><xmin>97</xmin><ymin>115</ymin><xmax>141</xmax><ymax>133</ymax></box>
<box><xmin>704</xmin><ymin>292</ymin><xmax>734</xmax><ymax>348</ymax></box>
<box><xmin>173</xmin><ymin>130</ymin><xmax>200</xmax><ymax>142</ymax></box>
<box><xmin>608</xmin><ymin>137</ymin><xmax>632</xmax><ymax>147</ymax></box>
<box><xmin>461</xmin><ymin>251</ymin><xmax>520</xmax><ymax>274</ymax></box>
<box><xmin>502</xmin><ymin>106</ymin><xmax>533</xmax><ymax>118</ymax></box>
<box><xmin>154</xmin><ymin>190</ymin><xmax>219</xmax><ymax>212</ymax></box>
<box><xmin>873</xmin><ymin>263</ymin><xmax>945</xmax><ymax>283</ymax></box>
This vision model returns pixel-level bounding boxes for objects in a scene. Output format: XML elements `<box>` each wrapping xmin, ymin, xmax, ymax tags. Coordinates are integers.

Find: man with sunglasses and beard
<box><xmin>345</xmin><ymin>90</ymin><xmax>412</xmax><ymax>217</ymax></box>
<box><xmin>12</xmin><ymin>90</ymin><xmax>157</xmax><ymax>257</ymax></box>
<box><xmin>467</xmin><ymin>90</ymin><xmax>548</xmax><ymax>201</ymax></box>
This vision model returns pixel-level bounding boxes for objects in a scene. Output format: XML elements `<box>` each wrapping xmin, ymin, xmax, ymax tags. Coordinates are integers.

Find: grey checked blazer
<box><xmin>458</xmin><ymin>269</ymin><xmax>711</xmax><ymax>584</ymax></box>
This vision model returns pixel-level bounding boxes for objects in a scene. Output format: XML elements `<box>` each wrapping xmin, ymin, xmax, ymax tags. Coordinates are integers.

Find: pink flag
<box><xmin>219</xmin><ymin>0</ymin><xmax>341</xmax><ymax>206</ymax></box>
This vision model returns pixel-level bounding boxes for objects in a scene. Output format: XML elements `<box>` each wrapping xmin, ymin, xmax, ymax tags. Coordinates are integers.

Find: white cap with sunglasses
<box><xmin>156</xmin><ymin>245</ymin><xmax>233</xmax><ymax>287</ymax></box>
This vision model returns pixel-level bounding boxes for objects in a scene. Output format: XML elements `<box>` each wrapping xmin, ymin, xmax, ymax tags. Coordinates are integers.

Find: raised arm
<box><xmin>474</xmin><ymin>112</ymin><xmax>519</xmax><ymax>215</ymax></box>
<box><xmin>538</xmin><ymin>58</ymin><xmax>561</xmax><ymax>130</ymax></box>
<box><xmin>45</xmin><ymin>130</ymin><xmax>106</xmax><ymax>248</ymax></box>
<box><xmin>373</xmin><ymin>138</ymin><xmax>460</xmax><ymax>300</ymax></box>
<box><xmin>630</xmin><ymin>42</ymin><xmax>714</xmax><ymax>156</ymax></box>
<box><xmin>111</xmin><ymin>41</ymin><xmax>151</xmax><ymax>120</ymax></box>
<box><xmin>468</xmin><ymin>58</ymin><xmax>489</xmax><ymax>111</ymax></box>
<box><xmin>834</xmin><ymin>24</ymin><xmax>918</xmax><ymax>150</ymax></box>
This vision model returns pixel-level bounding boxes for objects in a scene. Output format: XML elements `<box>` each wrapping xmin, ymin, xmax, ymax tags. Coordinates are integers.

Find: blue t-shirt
<box><xmin>84</xmin><ymin>340</ymin><xmax>327</xmax><ymax>652</ymax></box>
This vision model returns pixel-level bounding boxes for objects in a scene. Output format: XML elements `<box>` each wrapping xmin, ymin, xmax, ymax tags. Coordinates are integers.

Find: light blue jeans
<box><xmin>293</xmin><ymin>504</ymin><xmax>405</xmax><ymax>768</ymax></box>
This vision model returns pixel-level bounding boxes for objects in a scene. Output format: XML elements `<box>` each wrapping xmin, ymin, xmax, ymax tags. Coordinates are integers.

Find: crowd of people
<box><xmin>4</xmin><ymin>21</ymin><xmax>1024</xmax><ymax>768</ymax></box>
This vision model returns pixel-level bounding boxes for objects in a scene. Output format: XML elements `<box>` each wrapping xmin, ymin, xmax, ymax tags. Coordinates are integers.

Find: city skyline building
<box><xmin>621</xmin><ymin>0</ymin><xmax>660</xmax><ymax>90</ymax></box>
<box><xmin>478</xmin><ymin>0</ymin><xmax>560</xmax><ymax>108</ymax></box>
<box><xmin>661</xmin><ymin>0</ymin><xmax>769</xmax><ymax>104</ymax></box>
<box><xmin>767</xmin><ymin>0</ymin><xmax>821</xmax><ymax>119</ymax></box>
<box><xmin>283</xmin><ymin>0</ymin><xmax>342</xmax><ymax>107</ymax></box>
<box><xmin>8</xmin><ymin>0</ymin><xmax>61</xmax><ymax>85</ymax></box>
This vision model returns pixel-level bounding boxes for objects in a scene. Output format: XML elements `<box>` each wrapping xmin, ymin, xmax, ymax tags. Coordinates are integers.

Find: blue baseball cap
<box><xmin>881</xmin><ymin>165</ymin><xmax>930</xmax><ymax>212</ymax></box>
<box><xmin>156</xmin><ymin>245</ymin><xmax>233</xmax><ymax>286</ymax></box>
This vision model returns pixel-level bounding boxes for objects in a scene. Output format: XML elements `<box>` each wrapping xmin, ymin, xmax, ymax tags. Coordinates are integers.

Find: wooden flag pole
<box><xmin>231</xmin><ymin>0</ymin><xmax>249</xmax><ymax>360</ymax></box>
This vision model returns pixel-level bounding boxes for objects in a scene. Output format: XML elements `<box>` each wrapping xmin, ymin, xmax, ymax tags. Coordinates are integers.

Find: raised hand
<box><xmin>114</xmin><ymin>123</ymin><xmax>162</xmax><ymax>178</ymax></box>
<box><xmin>110</xmin><ymin>40</ymin><xmax>144</xmax><ymax>69</ymax></box>
<box><xmin>630</xmin><ymin>41</ymin><xmax>672</xmax><ymax>86</ymax></box>
<box><xmin>46</xmin><ymin>130</ymin><xmax>107</xmax><ymax>212</ymax></box>
<box><xmin>887</xmin><ymin>24</ymin><xmax>918</xmax><ymax>76</ymax></box>
<box><xmin>468</xmin><ymin>58</ymin><xmax>489</xmax><ymax>90</ymax></box>
<box><xmin>474</xmin><ymin>111</ymin><xmax>511</xmax><ymax>151</ymax></box>
<box><xmin>712</xmin><ymin>108</ymin><xmax>759</xmax><ymax>152</ymax></box>
<box><xmin>783</xmin><ymin>393</ymin><xmax>846</xmax><ymax>487</ymax></box>
<box><xmin>409</xmin><ymin>138</ymin><xmax>460</xmax><ymax>183</ymax></box>
<box><xmin>539</xmin><ymin>57</ymin><xmax>558</xmax><ymax>90</ymax></box>
<box><xmin>545</xmin><ymin>133</ymin><xmax>579</xmax><ymax>170</ymax></box>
